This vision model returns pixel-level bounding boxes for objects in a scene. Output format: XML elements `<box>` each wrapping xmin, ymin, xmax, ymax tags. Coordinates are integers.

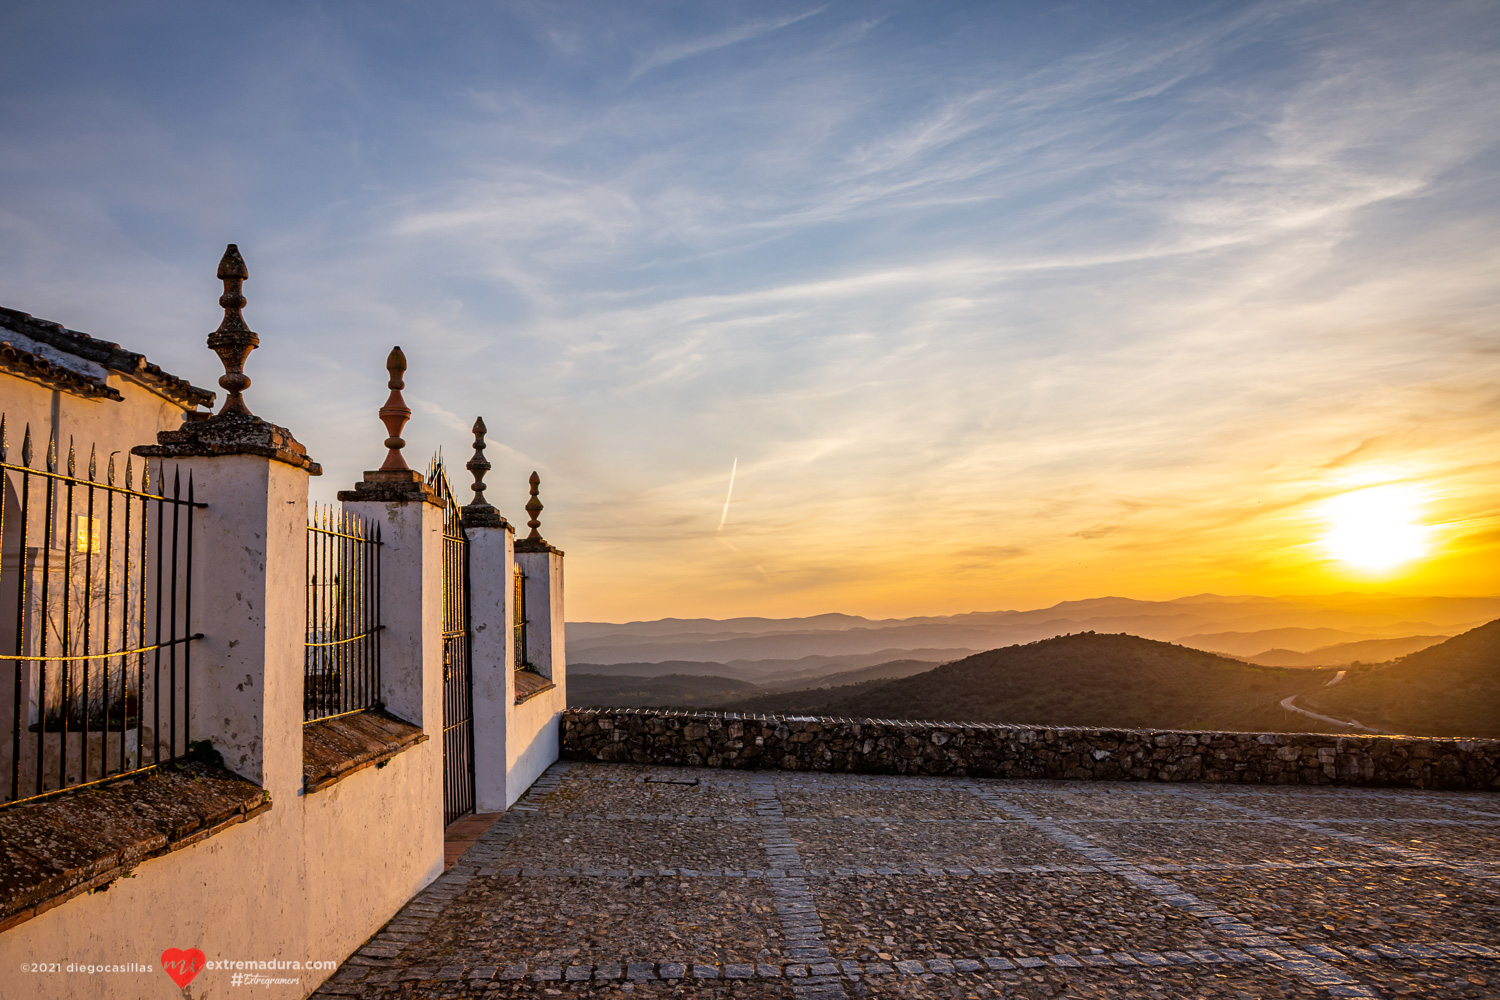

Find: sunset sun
<box><xmin>1320</xmin><ymin>485</ymin><xmax>1432</xmax><ymax>573</ymax></box>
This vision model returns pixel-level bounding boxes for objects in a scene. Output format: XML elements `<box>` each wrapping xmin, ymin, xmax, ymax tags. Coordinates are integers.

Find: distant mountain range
<box><xmin>568</xmin><ymin>620</ymin><xmax>1499</xmax><ymax>739</ymax></box>
<box><xmin>1241</xmin><ymin>635</ymin><xmax>1449</xmax><ymax>668</ymax></box>
<box><xmin>569</xmin><ymin>593</ymin><xmax>1499</xmax><ymax>670</ymax></box>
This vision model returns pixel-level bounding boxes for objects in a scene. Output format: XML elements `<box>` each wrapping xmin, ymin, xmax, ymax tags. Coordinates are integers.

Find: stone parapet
<box><xmin>561</xmin><ymin>708</ymin><xmax>1500</xmax><ymax>791</ymax></box>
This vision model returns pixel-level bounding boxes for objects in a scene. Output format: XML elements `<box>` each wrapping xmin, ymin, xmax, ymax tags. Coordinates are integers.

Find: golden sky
<box><xmin>2</xmin><ymin>2</ymin><xmax>1496</xmax><ymax>621</ymax></box>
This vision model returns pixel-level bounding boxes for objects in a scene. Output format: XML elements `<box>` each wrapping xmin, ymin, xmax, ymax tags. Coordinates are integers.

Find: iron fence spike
<box><xmin>0</xmin><ymin>413</ymin><xmax>7</xmax><ymax>462</ymax></box>
<box><xmin>46</xmin><ymin>431</ymin><xmax>57</xmax><ymax>472</ymax></box>
<box><xmin>106</xmin><ymin>452</ymin><xmax>117</xmax><ymax>486</ymax></box>
<box><xmin>88</xmin><ymin>444</ymin><xmax>97</xmax><ymax>482</ymax></box>
<box><xmin>67</xmin><ymin>437</ymin><xmax>76</xmax><ymax>477</ymax></box>
<box><xmin>20</xmin><ymin>423</ymin><xmax>31</xmax><ymax>466</ymax></box>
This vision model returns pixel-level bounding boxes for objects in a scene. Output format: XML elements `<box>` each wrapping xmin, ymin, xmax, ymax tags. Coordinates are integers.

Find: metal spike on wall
<box><xmin>88</xmin><ymin>445</ymin><xmax>97</xmax><ymax>482</ymax></box>
<box><xmin>46</xmin><ymin>431</ymin><xmax>56</xmax><ymax>473</ymax></box>
<box><xmin>67</xmin><ymin>437</ymin><xmax>76</xmax><ymax>478</ymax></box>
<box><xmin>20</xmin><ymin>424</ymin><xmax>30</xmax><ymax>467</ymax></box>
<box><xmin>0</xmin><ymin>414</ymin><xmax>7</xmax><ymax>463</ymax></box>
<box><xmin>107</xmin><ymin>453</ymin><xmax>117</xmax><ymax>487</ymax></box>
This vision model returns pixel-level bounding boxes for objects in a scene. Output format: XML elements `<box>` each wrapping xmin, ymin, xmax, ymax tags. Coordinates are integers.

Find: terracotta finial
<box><xmin>467</xmin><ymin>417</ymin><xmax>491</xmax><ymax>505</ymax></box>
<box><xmin>206</xmin><ymin>244</ymin><xmax>259</xmax><ymax>416</ymax></box>
<box><xmin>377</xmin><ymin>347</ymin><xmax>412</xmax><ymax>472</ymax></box>
<box><xmin>525</xmin><ymin>471</ymin><xmax>543</xmax><ymax>540</ymax></box>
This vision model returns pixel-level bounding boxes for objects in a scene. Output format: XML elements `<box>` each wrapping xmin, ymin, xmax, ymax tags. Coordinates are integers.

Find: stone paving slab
<box><xmin>315</xmin><ymin>761</ymin><xmax>1500</xmax><ymax>999</ymax></box>
<box><xmin>789</xmin><ymin>818</ymin><xmax>1080</xmax><ymax>870</ymax></box>
<box><xmin>1323</xmin><ymin>821</ymin><xmax>1500</xmax><ymax>863</ymax></box>
<box><xmin>989</xmin><ymin>788</ymin><xmax>1255</xmax><ymax>822</ymax></box>
<box><xmin>1062</xmin><ymin>818</ymin><xmax>1396</xmax><ymax>868</ymax></box>
<box><xmin>1177</xmin><ymin>867</ymin><xmax>1500</xmax><ymax>949</ymax></box>
<box><xmin>491</xmin><ymin>817</ymin><xmax>769</xmax><ymax>872</ymax></box>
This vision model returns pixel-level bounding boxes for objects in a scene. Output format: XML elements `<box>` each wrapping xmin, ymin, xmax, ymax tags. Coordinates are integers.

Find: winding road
<box><xmin>1279</xmin><ymin>692</ymin><xmax>1391</xmax><ymax>734</ymax></box>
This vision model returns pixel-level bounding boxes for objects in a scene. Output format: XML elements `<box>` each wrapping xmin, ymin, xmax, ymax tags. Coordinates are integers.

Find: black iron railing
<box><xmin>304</xmin><ymin>505</ymin><xmax>382</xmax><ymax>722</ymax></box>
<box><xmin>1</xmin><ymin>418</ymin><xmax>203</xmax><ymax>808</ymax></box>
<box><xmin>512</xmin><ymin>562</ymin><xmax>527</xmax><ymax>671</ymax></box>
<box><xmin>429</xmin><ymin>457</ymin><xmax>474</xmax><ymax>825</ymax></box>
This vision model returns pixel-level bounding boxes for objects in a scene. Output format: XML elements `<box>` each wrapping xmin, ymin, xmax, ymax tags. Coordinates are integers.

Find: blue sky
<box><xmin>2</xmin><ymin>1</ymin><xmax>1498</xmax><ymax>620</ymax></box>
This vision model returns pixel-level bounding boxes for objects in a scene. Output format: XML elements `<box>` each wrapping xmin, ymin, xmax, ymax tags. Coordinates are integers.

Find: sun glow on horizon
<box><xmin>1319</xmin><ymin>485</ymin><xmax>1432</xmax><ymax>574</ymax></box>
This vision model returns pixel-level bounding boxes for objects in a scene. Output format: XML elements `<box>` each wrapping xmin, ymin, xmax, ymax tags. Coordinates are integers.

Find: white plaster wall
<box><xmin>342</xmin><ymin>499</ymin><xmax>445</xmax><ymax>740</ymax></box>
<box><xmin>505</xmin><ymin>683</ymin><xmax>564</xmax><ymax>809</ymax></box>
<box><xmin>0</xmin><ymin>735</ymin><xmax>443</xmax><ymax>999</ymax></box>
<box><xmin>467</xmin><ymin>524</ymin><xmax>515</xmax><ymax>814</ymax></box>
<box><xmin>0</xmin><ymin>465</ymin><xmax>447</xmax><ymax>999</ymax></box>
<box><xmin>298</xmin><ymin>737</ymin><xmax>443</xmax><ymax>970</ymax></box>
<box><xmin>507</xmin><ymin>549</ymin><xmax>566</xmax><ymax>809</ymax></box>
<box><xmin>185</xmin><ymin>454</ymin><xmax>305</xmax><ymax>792</ymax></box>
<box><xmin>515</xmin><ymin>550</ymin><xmax>565</xmax><ymax>689</ymax></box>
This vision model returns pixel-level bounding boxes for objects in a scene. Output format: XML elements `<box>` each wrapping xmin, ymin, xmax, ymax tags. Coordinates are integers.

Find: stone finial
<box><xmin>525</xmin><ymin>471</ymin><xmax>543</xmax><ymax>540</ymax></box>
<box><xmin>460</xmin><ymin>416</ymin><xmax>508</xmax><ymax>528</ymax></box>
<box><xmin>206</xmin><ymin>244</ymin><xmax>259</xmax><ymax>417</ymax></box>
<box><xmin>133</xmin><ymin>243</ymin><xmax>320</xmax><ymax>473</ymax></box>
<box><xmin>336</xmin><ymin>345</ymin><xmax>437</xmax><ymax>503</ymax></box>
<box><xmin>467</xmin><ymin>417</ymin><xmax>490</xmax><ymax>505</ymax></box>
<box><xmin>377</xmin><ymin>347</ymin><xmax>412</xmax><ymax>472</ymax></box>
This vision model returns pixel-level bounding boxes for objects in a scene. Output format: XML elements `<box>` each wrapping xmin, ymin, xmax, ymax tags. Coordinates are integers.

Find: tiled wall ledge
<box><xmin>0</xmin><ymin>761</ymin><xmax>270</xmax><ymax>933</ymax></box>
<box><xmin>561</xmin><ymin>708</ymin><xmax>1500</xmax><ymax>791</ymax></box>
<box><xmin>302</xmin><ymin>709</ymin><xmax>428</xmax><ymax>794</ymax></box>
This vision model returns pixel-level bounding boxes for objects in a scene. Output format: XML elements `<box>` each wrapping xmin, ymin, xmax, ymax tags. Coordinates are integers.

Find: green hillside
<box><xmin>1301</xmin><ymin>619</ymin><xmax>1500</xmax><ymax>738</ymax></box>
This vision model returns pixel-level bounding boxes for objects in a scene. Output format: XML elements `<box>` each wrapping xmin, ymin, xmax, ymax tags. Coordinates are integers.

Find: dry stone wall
<box><xmin>562</xmin><ymin>708</ymin><xmax>1500</xmax><ymax>790</ymax></box>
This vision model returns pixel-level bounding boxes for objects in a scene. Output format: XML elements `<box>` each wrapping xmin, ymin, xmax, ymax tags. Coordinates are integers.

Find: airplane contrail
<box><xmin>717</xmin><ymin>457</ymin><xmax>738</xmax><ymax>532</ymax></box>
<box><xmin>714</xmin><ymin>457</ymin><xmax>769</xmax><ymax>582</ymax></box>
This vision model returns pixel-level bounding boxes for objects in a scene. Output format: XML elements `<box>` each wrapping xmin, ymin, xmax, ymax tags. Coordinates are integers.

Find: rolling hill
<box><xmin>567</xmin><ymin>673</ymin><xmax>763</xmax><ymax>709</ymax></box>
<box><xmin>717</xmin><ymin>632</ymin><xmax>1344</xmax><ymax>733</ymax></box>
<box><xmin>566</xmin><ymin>658</ymin><xmax>943</xmax><ymax>710</ymax></box>
<box><xmin>1300</xmin><ymin>619</ymin><xmax>1500</xmax><ymax>738</ymax></box>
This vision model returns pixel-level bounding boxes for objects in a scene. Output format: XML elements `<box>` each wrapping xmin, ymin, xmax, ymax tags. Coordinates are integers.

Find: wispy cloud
<box><xmin>628</xmin><ymin>7</ymin><xmax>827</xmax><ymax>80</ymax></box>
<box><xmin>1</xmin><ymin>0</ymin><xmax>1496</xmax><ymax>618</ymax></box>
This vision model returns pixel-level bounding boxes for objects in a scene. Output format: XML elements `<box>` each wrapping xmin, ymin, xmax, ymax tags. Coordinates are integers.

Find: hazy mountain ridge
<box><xmin>568</xmin><ymin>594</ymin><xmax>1499</xmax><ymax>666</ymax></box>
<box><xmin>1243</xmin><ymin>636</ymin><xmax>1449</xmax><ymax>668</ymax></box>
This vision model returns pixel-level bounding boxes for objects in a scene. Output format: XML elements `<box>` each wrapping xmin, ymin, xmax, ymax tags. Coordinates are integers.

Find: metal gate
<box><xmin>429</xmin><ymin>459</ymin><xmax>474</xmax><ymax>825</ymax></box>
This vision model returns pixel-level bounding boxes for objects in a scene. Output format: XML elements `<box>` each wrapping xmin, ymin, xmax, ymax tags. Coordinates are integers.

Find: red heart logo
<box><xmin>161</xmin><ymin>948</ymin><xmax>206</xmax><ymax>988</ymax></box>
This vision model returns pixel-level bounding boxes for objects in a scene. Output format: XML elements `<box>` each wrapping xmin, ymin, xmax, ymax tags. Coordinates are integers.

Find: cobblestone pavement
<box><xmin>315</xmin><ymin>764</ymin><xmax>1500</xmax><ymax>999</ymax></box>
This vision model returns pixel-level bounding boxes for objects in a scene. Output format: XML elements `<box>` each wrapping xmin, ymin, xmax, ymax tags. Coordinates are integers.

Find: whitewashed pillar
<box><xmin>336</xmin><ymin>349</ymin><xmax>445</xmax><ymax>740</ymax></box>
<box><xmin>131</xmin><ymin>244</ymin><xmax>319</xmax><ymax>803</ymax></box>
<box><xmin>515</xmin><ymin>472</ymin><xmax>566</xmax><ymax>687</ymax></box>
<box><xmin>460</xmin><ymin>418</ymin><xmax>517</xmax><ymax>813</ymax></box>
